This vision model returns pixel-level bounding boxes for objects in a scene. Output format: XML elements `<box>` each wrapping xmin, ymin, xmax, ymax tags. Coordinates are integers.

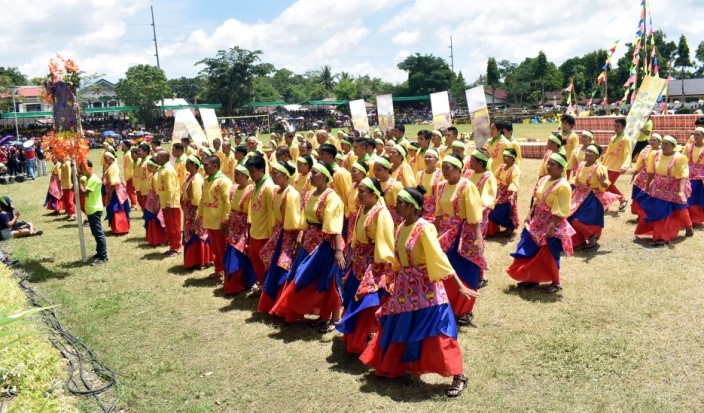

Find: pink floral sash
<box><xmin>649</xmin><ymin>152</ymin><xmax>691</xmax><ymax>204</ymax></box>
<box><xmin>301</xmin><ymin>188</ymin><xmax>337</xmax><ymax>253</ymax></box>
<box><xmin>527</xmin><ymin>177</ymin><xmax>575</xmax><ymax>256</ymax></box>
<box><xmin>259</xmin><ymin>187</ymin><xmax>297</xmax><ymax>271</ymax></box>
<box><xmin>569</xmin><ymin>162</ymin><xmax>619</xmax><ymax>215</ymax></box>
<box><xmin>351</xmin><ymin>205</ymin><xmax>391</xmax><ymax>299</ymax></box>
<box><xmin>688</xmin><ymin>145</ymin><xmax>704</xmax><ymax>180</ymax></box>
<box><xmin>381</xmin><ymin>219</ymin><xmax>449</xmax><ymax>316</ymax></box>
<box><xmin>633</xmin><ymin>147</ymin><xmax>653</xmax><ymax>190</ymax></box>
<box><xmin>48</xmin><ymin>174</ymin><xmax>62</xmax><ymax>199</ymax></box>
<box><xmin>419</xmin><ymin>169</ymin><xmax>441</xmax><ymax>221</ymax></box>
<box><xmin>495</xmin><ymin>164</ymin><xmax>516</xmax><ymax>204</ymax></box>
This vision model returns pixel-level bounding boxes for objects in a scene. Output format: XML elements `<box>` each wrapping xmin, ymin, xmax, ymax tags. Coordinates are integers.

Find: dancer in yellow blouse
<box><xmin>102</xmin><ymin>152</ymin><xmax>131</xmax><ymax>235</ymax></box>
<box><xmin>684</xmin><ymin>127</ymin><xmax>704</xmax><ymax>226</ymax></box>
<box><xmin>602</xmin><ymin>118</ymin><xmax>632</xmax><ymax>211</ymax></box>
<box><xmin>373</xmin><ymin>156</ymin><xmax>403</xmax><ymax>226</ymax></box>
<box><xmin>388</xmin><ymin>144</ymin><xmax>416</xmax><ymax>188</ymax></box>
<box><xmin>488</xmin><ymin>148</ymin><xmax>521</xmax><ymax>237</ymax></box>
<box><xmin>464</xmin><ymin>148</ymin><xmax>497</xmax><ymax>239</ymax></box>
<box><xmin>416</xmin><ymin>147</ymin><xmax>443</xmax><ymax>222</ymax></box>
<box><xmin>197</xmin><ymin>155</ymin><xmax>233</xmax><ymax>277</ymax></box>
<box><xmin>181</xmin><ymin>155</ymin><xmax>211</xmax><ymax>270</ymax></box>
<box><xmin>223</xmin><ymin>165</ymin><xmax>256</xmax><ymax>295</ymax></box>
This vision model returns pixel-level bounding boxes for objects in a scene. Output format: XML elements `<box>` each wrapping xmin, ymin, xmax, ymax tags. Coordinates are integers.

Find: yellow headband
<box><xmin>297</xmin><ymin>156</ymin><xmax>311</xmax><ymax>165</ymax></box>
<box><xmin>272</xmin><ymin>162</ymin><xmax>292</xmax><ymax>178</ymax></box>
<box><xmin>375</xmin><ymin>156</ymin><xmax>392</xmax><ymax>170</ymax></box>
<box><xmin>393</xmin><ymin>144</ymin><xmax>407</xmax><ymax>158</ymax></box>
<box><xmin>651</xmin><ymin>133</ymin><xmax>662</xmax><ymax>142</ymax></box>
<box><xmin>425</xmin><ymin>148</ymin><xmax>440</xmax><ymax>159</ymax></box>
<box><xmin>502</xmin><ymin>150</ymin><xmax>516</xmax><ymax>159</ymax></box>
<box><xmin>581</xmin><ymin>131</ymin><xmax>594</xmax><ymax>141</ymax></box>
<box><xmin>471</xmin><ymin>150</ymin><xmax>489</xmax><ymax>162</ymax></box>
<box><xmin>200</xmin><ymin>147</ymin><xmax>213</xmax><ymax>157</ymax></box>
<box><xmin>312</xmin><ymin>162</ymin><xmax>332</xmax><ymax>181</ymax></box>
<box><xmin>104</xmin><ymin>151</ymin><xmax>116</xmax><ymax>160</ymax></box>
<box><xmin>444</xmin><ymin>155</ymin><xmax>464</xmax><ymax>170</ymax></box>
<box><xmin>360</xmin><ymin>177</ymin><xmax>381</xmax><ymax>198</ymax></box>
<box><xmin>235</xmin><ymin>164</ymin><xmax>249</xmax><ymax>178</ymax></box>
<box><xmin>398</xmin><ymin>189</ymin><xmax>420</xmax><ymax>210</ymax></box>
<box><xmin>549</xmin><ymin>152</ymin><xmax>567</xmax><ymax>168</ymax></box>
<box><xmin>451</xmin><ymin>140</ymin><xmax>466</xmax><ymax>149</ymax></box>
<box><xmin>662</xmin><ymin>135</ymin><xmax>678</xmax><ymax>146</ymax></box>
<box><xmin>352</xmin><ymin>162</ymin><xmax>367</xmax><ymax>174</ymax></box>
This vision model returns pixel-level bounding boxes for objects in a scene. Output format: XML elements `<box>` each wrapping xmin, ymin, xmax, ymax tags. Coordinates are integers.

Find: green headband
<box><xmin>425</xmin><ymin>148</ymin><xmax>440</xmax><ymax>159</ymax></box>
<box><xmin>471</xmin><ymin>150</ymin><xmax>489</xmax><ymax>162</ymax></box>
<box><xmin>503</xmin><ymin>150</ymin><xmax>517</xmax><ymax>159</ymax></box>
<box><xmin>451</xmin><ymin>140</ymin><xmax>466</xmax><ymax>149</ymax></box>
<box><xmin>398</xmin><ymin>189</ymin><xmax>421</xmax><ymax>210</ymax></box>
<box><xmin>187</xmin><ymin>155</ymin><xmax>202</xmax><ymax>168</ymax></box>
<box><xmin>549</xmin><ymin>152</ymin><xmax>567</xmax><ymax>168</ymax></box>
<box><xmin>235</xmin><ymin>164</ymin><xmax>249</xmax><ymax>178</ymax></box>
<box><xmin>360</xmin><ymin>177</ymin><xmax>381</xmax><ymax>198</ymax></box>
<box><xmin>341</xmin><ymin>137</ymin><xmax>353</xmax><ymax>145</ymax></box>
<box><xmin>312</xmin><ymin>162</ymin><xmax>332</xmax><ymax>181</ymax></box>
<box><xmin>586</xmin><ymin>144</ymin><xmax>601</xmax><ymax>155</ymax></box>
<box><xmin>201</xmin><ymin>147</ymin><xmax>213</xmax><ymax>157</ymax></box>
<box><xmin>335</xmin><ymin>152</ymin><xmax>345</xmax><ymax>161</ymax></box>
<box><xmin>662</xmin><ymin>135</ymin><xmax>678</xmax><ymax>146</ymax></box>
<box><xmin>104</xmin><ymin>151</ymin><xmax>116</xmax><ymax>160</ymax></box>
<box><xmin>146</xmin><ymin>157</ymin><xmax>159</xmax><ymax>167</ymax></box>
<box><xmin>297</xmin><ymin>156</ymin><xmax>311</xmax><ymax>165</ymax></box>
<box><xmin>272</xmin><ymin>162</ymin><xmax>292</xmax><ymax>178</ymax></box>
<box><xmin>393</xmin><ymin>144</ymin><xmax>407</xmax><ymax>158</ymax></box>
<box><xmin>444</xmin><ymin>155</ymin><xmax>464</xmax><ymax>170</ymax></box>
<box><xmin>651</xmin><ymin>133</ymin><xmax>662</xmax><ymax>142</ymax></box>
<box><xmin>581</xmin><ymin>131</ymin><xmax>594</xmax><ymax>141</ymax></box>
<box><xmin>548</xmin><ymin>134</ymin><xmax>563</xmax><ymax>147</ymax></box>
<box><xmin>352</xmin><ymin>162</ymin><xmax>367</xmax><ymax>174</ymax></box>
<box><xmin>375</xmin><ymin>157</ymin><xmax>392</xmax><ymax>170</ymax></box>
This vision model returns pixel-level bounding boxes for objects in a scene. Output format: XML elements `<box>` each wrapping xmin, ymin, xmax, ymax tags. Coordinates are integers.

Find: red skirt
<box><xmin>110</xmin><ymin>210</ymin><xmax>130</xmax><ymax>235</ymax></box>
<box><xmin>146</xmin><ymin>220</ymin><xmax>169</xmax><ymax>246</ymax></box>
<box><xmin>570</xmin><ymin>220</ymin><xmax>602</xmax><ymax>248</ymax></box>
<box><xmin>443</xmin><ymin>279</ymin><xmax>476</xmax><ymax>315</ymax></box>
<box><xmin>62</xmin><ymin>189</ymin><xmax>76</xmax><ymax>215</ymax></box>
<box><xmin>359</xmin><ymin>333</ymin><xmax>463</xmax><ymax>378</ymax></box>
<box><xmin>248</xmin><ymin>237</ymin><xmax>269</xmax><ymax>285</ymax></box>
<box><xmin>184</xmin><ymin>237</ymin><xmax>211</xmax><ymax>269</ymax></box>
<box><xmin>635</xmin><ymin>209</ymin><xmax>692</xmax><ymax>242</ymax></box>
<box><xmin>689</xmin><ymin>205</ymin><xmax>704</xmax><ymax>226</ymax></box>
<box><xmin>270</xmin><ymin>278</ymin><xmax>342</xmax><ymax>323</ymax></box>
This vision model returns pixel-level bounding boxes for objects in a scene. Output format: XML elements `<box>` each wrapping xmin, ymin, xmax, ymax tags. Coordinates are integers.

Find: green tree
<box><xmin>115</xmin><ymin>64</ymin><xmax>171</xmax><ymax>127</ymax></box>
<box><xmin>0</xmin><ymin>67</ymin><xmax>27</xmax><ymax>91</ymax></box>
<box><xmin>397</xmin><ymin>53</ymin><xmax>455</xmax><ymax>96</ymax></box>
<box><xmin>196</xmin><ymin>47</ymin><xmax>273</xmax><ymax>115</ymax></box>
<box><xmin>486</xmin><ymin>57</ymin><xmax>500</xmax><ymax>105</ymax></box>
<box><xmin>675</xmin><ymin>34</ymin><xmax>693</xmax><ymax>97</ymax></box>
<box><xmin>355</xmin><ymin>75</ymin><xmax>394</xmax><ymax>100</ymax></box>
<box><xmin>252</xmin><ymin>77</ymin><xmax>281</xmax><ymax>102</ymax></box>
<box><xmin>695</xmin><ymin>41</ymin><xmax>704</xmax><ymax>77</ymax></box>
<box><xmin>319</xmin><ymin>65</ymin><xmax>335</xmax><ymax>91</ymax></box>
<box><xmin>334</xmin><ymin>79</ymin><xmax>358</xmax><ymax>101</ymax></box>
<box><xmin>534</xmin><ymin>51</ymin><xmax>548</xmax><ymax>104</ymax></box>
<box><xmin>449</xmin><ymin>71</ymin><xmax>468</xmax><ymax>106</ymax></box>
<box><xmin>168</xmin><ymin>76</ymin><xmax>205</xmax><ymax>102</ymax></box>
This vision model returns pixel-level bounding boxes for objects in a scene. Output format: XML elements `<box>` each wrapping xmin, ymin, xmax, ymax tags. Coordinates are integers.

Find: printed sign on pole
<box><xmin>376</xmin><ymin>94</ymin><xmax>395</xmax><ymax>132</ymax></box>
<box><xmin>465</xmin><ymin>86</ymin><xmax>491</xmax><ymax>149</ymax></box>
<box><xmin>200</xmin><ymin>108</ymin><xmax>222</xmax><ymax>144</ymax></box>
<box><xmin>349</xmin><ymin>99</ymin><xmax>370</xmax><ymax>133</ymax></box>
<box><xmin>624</xmin><ymin>76</ymin><xmax>667</xmax><ymax>146</ymax></box>
<box><xmin>430</xmin><ymin>91</ymin><xmax>452</xmax><ymax>129</ymax></box>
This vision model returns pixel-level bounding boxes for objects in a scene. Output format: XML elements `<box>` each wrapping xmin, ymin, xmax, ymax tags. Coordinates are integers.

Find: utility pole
<box><xmin>151</xmin><ymin>5</ymin><xmax>161</xmax><ymax>69</ymax></box>
<box><xmin>449</xmin><ymin>36</ymin><xmax>454</xmax><ymax>72</ymax></box>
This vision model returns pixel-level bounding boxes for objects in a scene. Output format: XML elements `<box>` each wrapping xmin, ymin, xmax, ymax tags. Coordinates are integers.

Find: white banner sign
<box><xmin>199</xmin><ymin>108</ymin><xmax>222</xmax><ymax>144</ymax></box>
<box><xmin>465</xmin><ymin>86</ymin><xmax>491</xmax><ymax>149</ymax></box>
<box><xmin>349</xmin><ymin>99</ymin><xmax>370</xmax><ymax>133</ymax></box>
<box><xmin>624</xmin><ymin>76</ymin><xmax>667</xmax><ymax>146</ymax></box>
<box><xmin>430</xmin><ymin>91</ymin><xmax>452</xmax><ymax>129</ymax></box>
<box><xmin>376</xmin><ymin>94</ymin><xmax>395</xmax><ymax>132</ymax></box>
<box><xmin>174</xmin><ymin>109</ymin><xmax>207</xmax><ymax>147</ymax></box>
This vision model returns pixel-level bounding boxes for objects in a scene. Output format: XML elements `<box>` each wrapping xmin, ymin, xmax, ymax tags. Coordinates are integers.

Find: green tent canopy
<box><xmin>83</xmin><ymin>105</ymin><xmax>139</xmax><ymax>114</ymax></box>
<box><xmin>307</xmin><ymin>100</ymin><xmax>349</xmax><ymax>105</ymax></box>
<box><xmin>392</xmin><ymin>95</ymin><xmax>430</xmax><ymax>102</ymax></box>
<box><xmin>0</xmin><ymin>111</ymin><xmax>52</xmax><ymax>119</ymax></box>
<box><xmin>160</xmin><ymin>103</ymin><xmax>222</xmax><ymax>110</ymax></box>
<box><xmin>246</xmin><ymin>101</ymin><xmax>287</xmax><ymax>107</ymax></box>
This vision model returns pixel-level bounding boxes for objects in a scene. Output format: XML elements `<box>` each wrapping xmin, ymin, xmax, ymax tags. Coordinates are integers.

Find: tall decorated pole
<box><xmin>42</xmin><ymin>56</ymin><xmax>90</xmax><ymax>262</ymax></box>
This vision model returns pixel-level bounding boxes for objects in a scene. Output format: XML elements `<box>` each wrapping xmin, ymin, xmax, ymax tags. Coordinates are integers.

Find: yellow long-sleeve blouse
<box><xmin>395</xmin><ymin>220</ymin><xmax>455</xmax><ymax>282</ymax></box>
<box><xmin>183</xmin><ymin>172</ymin><xmax>204</xmax><ymax>207</ymax></box>
<box><xmin>390</xmin><ymin>162</ymin><xmax>417</xmax><ymax>188</ymax></box>
<box><xmin>198</xmin><ymin>175</ymin><xmax>233</xmax><ymax>230</ymax></box>
<box><xmin>533</xmin><ymin>177</ymin><xmax>572</xmax><ymax>218</ymax></box>
<box><xmin>646</xmin><ymin>152</ymin><xmax>689</xmax><ymax>179</ymax></box>
<box><xmin>353</xmin><ymin>204</ymin><xmax>395</xmax><ymax>264</ymax></box>
<box><xmin>248</xmin><ymin>178</ymin><xmax>275</xmax><ymax>239</ymax></box>
<box><xmin>497</xmin><ymin>164</ymin><xmax>520</xmax><ymax>193</ymax></box>
<box><xmin>272</xmin><ymin>186</ymin><xmax>304</xmax><ymax>231</ymax></box>
<box><xmin>571</xmin><ymin>163</ymin><xmax>610</xmax><ymax>191</ymax></box>
<box><xmin>436</xmin><ymin>178</ymin><xmax>483</xmax><ymax>224</ymax></box>
<box><xmin>467</xmin><ymin>170</ymin><xmax>497</xmax><ymax>209</ymax></box>
<box><xmin>104</xmin><ymin>163</ymin><xmax>120</xmax><ymax>186</ymax></box>
<box><xmin>602</xmin><ymin>133</ymin><xmax>632</xmax><ymax>172</ymax></box>
<box><xmin>304</xmin><ymin>189</ymin><xmax>344</xmax><ymax>235</ymax></box>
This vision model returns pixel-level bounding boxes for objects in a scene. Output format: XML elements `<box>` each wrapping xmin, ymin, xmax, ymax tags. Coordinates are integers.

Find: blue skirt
<box><xmin>446</xmin><ymin>227</ymin><xmax>481</xmax><ymax>289</ymax></box>
<box><xmin>634</xmin><ymin>191</ymin><xmax>687</xmax><ymax>222</ymax></box>
<box><xmin>143</xmin><ymin>210</ymin><xmax>160</xmax><ymax>229</ymax></box>
<box><xmin>631</xmin><ymin>185</ymin><xmax>643</xmax><ymax>200</ymax></box>
<box><xmin>223</xmin><ymin>244</ymin><xmax>256</xmax><ymax>288</ymax></box>
<box><xmin>336</xmin><ymin>274</ymin><xmax>385</xmax><ymax>334</ymax></box>
<box><xmin>292</xmin><ymin>241</ymin><xmax>343</xmax><ymax>296</ymax></box>
<box><xmin>105</xmin><ymin>190</ymin><xmax>131</xmax><ymax>223</ymax></box>
<box><xmin>688</xmin><ymin>180</ymin><xmax>704</xmax><ymax>208</ymax></box>
<box><xmin>568</xmin><ymin>192</ymin><xmax>604</xmax><ymax>227</ymax></box>
<box><xmin>510</xmin><ymin>228</ymin><xmax>563</xmax><ymax>267</ymax></box>
<box><xmin>488</xmin><ymin>202</ymin><xmax>515</xmax><ymax>230</ymax></box>
<box><xmin>378</xmin><ymin>304</ymin><xmax>457</xmax><ymax>363</ymax></box>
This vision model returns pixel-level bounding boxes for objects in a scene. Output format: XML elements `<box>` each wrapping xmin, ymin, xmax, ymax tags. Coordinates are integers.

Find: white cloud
<box><xmin>0</xmin><ymin>0</ymin><xmax>701</xmax><ymax>93</ymax></box>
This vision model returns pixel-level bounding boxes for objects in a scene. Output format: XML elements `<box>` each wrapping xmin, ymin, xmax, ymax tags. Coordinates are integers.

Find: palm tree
<box><xmin>319</xmin><ymin>65</ymin><xmax>335</xmax><ymax>92</ymax></box>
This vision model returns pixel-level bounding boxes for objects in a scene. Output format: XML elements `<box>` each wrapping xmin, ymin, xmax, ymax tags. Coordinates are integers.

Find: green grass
<box><xmin>0</xmin><ymin>267</ymin><xmax>77</xmax><ymax>412</ymax></box>
<box><xmin>1</xmin><ymin>123</ymin><xmax>702</xmax><ymax>412</ymax></box>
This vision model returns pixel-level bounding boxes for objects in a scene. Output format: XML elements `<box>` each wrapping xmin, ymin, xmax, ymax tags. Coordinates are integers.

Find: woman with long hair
<box><xmin>416</xmin><ymin>148</ymin><xmax>443</xmax><ymax>222</ymax></box>
<box><xmin>567</xmin><ymin>144</ymin><xmax>619</xmax><ymax>250</ymax></box>
<box><xmin>634</xmin><ymin>135</ymin><xmax>693</xmax><ymax>246</ymax></box>
<box><xmin>258</xmin><ymin>161</ymin><xmax>304</xmax><ymax>313</ymax></box>
<box><xmin>181</xmin><ymin>155</ymin><xmax>211</xmax><ymax>270</ymax></box>
<box><xmin>488</xmin><ymin>148</ymin><xmax>520</xmax><ymax>237</ymax></box>
<box><xmin>336</xmin><ymin>177</ymin><xmax>394</xmax><ymax>353</ymax></box>
<box><xmin>270</xmin><ymin>161</ymin><xmax>346</xmax><ymax>332</ymax></box>
<box><xmin>506</xmin><ymin>153</ymin><xmax>575</xmax><ymax>293</ymax></box>
<box><xmin>360</xmin><ymin>185</ymin><xmax>478</xmax><ymax>398</ymax></box>
<box><xmin>435</xmin><ymin>153</ymin><xmax>486</xmax><ymax>325</ymax></box>
<box><xmin>223</xmin><ymin>165</ymin><xmax>256</xmax><ymax>295</ymax></box>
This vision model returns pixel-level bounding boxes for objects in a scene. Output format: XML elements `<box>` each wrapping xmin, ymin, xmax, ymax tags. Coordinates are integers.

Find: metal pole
<box><xmin>151</xmin><ymin>5</ymin><xmax>160</xmax><ymax>69</ymax></box>
<box><xmin>12</xmin><ymin>88</ymin><xmax>19</xmax><ymax>139</ymax></box>
<box><xmin>71</xmin><ymin>160</ymin><xmax>87</xmax><ymax>263</ymax></box>
<box><xmin>449</xmin><ymin>36</ymin><xmax>454</xmax><ymax>73</ymax></box>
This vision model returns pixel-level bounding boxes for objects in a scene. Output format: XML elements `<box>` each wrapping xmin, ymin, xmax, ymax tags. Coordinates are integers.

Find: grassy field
<box><xmin>1</xmin><ymin>123</ymin><xmax>703</xmax><ymax>412</ymax></box>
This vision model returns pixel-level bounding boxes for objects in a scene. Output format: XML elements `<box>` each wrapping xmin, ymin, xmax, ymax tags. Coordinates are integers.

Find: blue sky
<box><xmin>1</xmin><ymin>0</ymin><xmax>702</xmax><ymax>87</ymax></box>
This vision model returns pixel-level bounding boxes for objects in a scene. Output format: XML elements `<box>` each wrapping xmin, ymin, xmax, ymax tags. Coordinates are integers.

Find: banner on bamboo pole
<box><xmin>624</xmin><ymin>75</ymin><xmax>667</xmax><ymax>146</ymax></box>
<box><xmin>349</xmin><ymin>99</ymin><xmax>370</xmax><ymax>133</ymax></box>
<box><xmin>376</xmin><ymin>94</ymin><xmax>395</xmax><ymax>132</ymax></box>
<box><xmin>430</xmin><ymin>91</ymin><xmax>452</xmax><ymax>129</ymax></box>
<box><xmin>465</xmin><ymin>86</ymin><xmax>491</xmax><ymax>149</ymax></box>
<box><xmin>174</xmin><ymin>109</ymin><xmax>207</xmax><ymax>146</ymax></box>
<box><xmin>200</xmin><ymin>108</ymin><xmax>222</xmax><ymax>143</ymax></box>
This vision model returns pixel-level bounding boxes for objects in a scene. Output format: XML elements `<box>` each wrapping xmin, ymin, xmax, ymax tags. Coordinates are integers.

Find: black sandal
<box><xmin>456</xmin><ymin>313</ymin><xmax>473</xmax><ymax>326</ymax></box>
<box><xmin>446</xmin><ymin>374</ymin><xmax>468</xmax><ymax>398</ymax></box>
<box><xmin>317</xmin><ymin>321</ymin><xmax>337</xmax><ymax>333</ymax></box>
<box><xmin>541</xmin><ymin>283</ymin><xmax>562</xmax><ymax>294</ymax></box>
<box><xmin>478</xmin><ymin>279</ymin><xmax>489</xmax><ymax>289</ymax></box>
<box><xmin>619</xmin><ymin>200</ymin><xmax>628</xmax><ymax>211</ymax></box>
<box><xmin>308</xmin><ymin>317</ymin><xmax>327</xmax><ymax>328</ymax></box>
<box><xmin>516</xmin><ymin>281</ymin><xmax>538</xmax><ymax>290</ymax></box>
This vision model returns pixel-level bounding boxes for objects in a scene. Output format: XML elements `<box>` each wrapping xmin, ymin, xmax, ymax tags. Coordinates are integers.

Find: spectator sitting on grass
<box><xmin>0</xmin><ymin>196</ymin><xmax>42</xmax><ymax>239</ymax></box>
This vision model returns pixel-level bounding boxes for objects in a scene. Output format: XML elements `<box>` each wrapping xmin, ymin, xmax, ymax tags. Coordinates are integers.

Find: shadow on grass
<box><xmin>268</xmin><ymin>323</ymin><xmax>326</xmax><ymax>343</ymax></box>
<box><xmin>167</xmin><ymin>265</ymin><xmax>192</xmax><ymax>276</ymax></box>
<box><xmin>57</xmin><ymin>260</ymin><xmax>90</xmax><ymax>269</ymax></box>
<box><xmin>485</xmin><ymin>232</ymin><xmax>518</xmax><ymax>246</ymax></box>
<box><xmin>575</xmin><ymin>247</ymin><xmax>613</xmax><ymax>263</ymax></box>
<box><xmin>123</xmin><ymin>236</ymin><xmax>147</xmax><ymax>243</ymax></box>
<box><xmin>219</xmin><ymin>294</ymin><xmax>258</xmax><ymax>313</ymax></box>
<box><xmin>142</xmin><ymin>251</ymin><xmax>168</xmax><ymax>260</ymax></box>
<box><xmin>325</xmin><ymin>336</ymin><xmax>369</xmax><ymax>376</ymax></box>
<box><xmin>358</xmin><ymin>372</ymin><xmax>448</xmax><ymax>402</ymax></box>
<box><xmin>183</xmin><ymin>276</ymin><xmax>221</xmax><ymax>288</ymax></box>
<box><xmin>502</xmin><ymin>285</ymin><xmax>563</xmax><ymax>303</ymax></box>
<box><xmin>21</xmin><ymin>257</ymin><xmax>73</xmax><ymax>283</ymax></box>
